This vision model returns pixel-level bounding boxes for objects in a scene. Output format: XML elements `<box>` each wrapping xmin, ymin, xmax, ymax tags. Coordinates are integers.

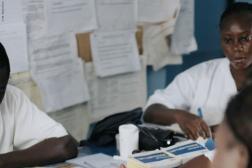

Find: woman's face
<box><xmin>221</xmin><ymin>15</ymin><xmax>252</xmax><ymax>70</ymax></box>
<box><xmin>213</xmin><ymin>122</ymin><xmax>249</xmax><ymax>168</ymax></box>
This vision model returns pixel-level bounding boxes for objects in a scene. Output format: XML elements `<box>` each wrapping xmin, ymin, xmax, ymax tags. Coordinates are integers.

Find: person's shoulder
<box><xmin>0</xmin><ymin>85</ymin><xmax>26</xmax><ymax>116</ymax></box>
<box><xmin>6</xmin><ymin>85</ymin><xmax>24</xmax><ymax>95</ymax></box>
<box><xmin>200</xmin><ymin>57</ymin><xmax>228</xmax><ymax>67</ymax></box>
<box><xmin>5</xmin><ymin>85</ymin><xmax>26</xmax><ymax>101</ymax></box>
<box><xmin>184</xmin><ymin>58</ymin><xmax>228</xmax><ymax>75</ymax></box>
<box><xmin>175</xmin><ymin>58</ymin><xmax>228</xmax><ymax>82</ymax></box>
<box><xmin>190</xmin><ymin>58</ymin><xmax>227</xmax><ymax>70</ymax></box>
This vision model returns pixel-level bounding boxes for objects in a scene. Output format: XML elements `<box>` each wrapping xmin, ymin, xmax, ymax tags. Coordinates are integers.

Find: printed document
<box><xmin>95</xmin><ymin>0</ymin><xmax>137</xmax><ymax>31</ymax></box>
<box><xmin>30</xmin><ymin>33</ymin><xmax>89</xmax><ymax>112</ymax></box>
<box><xmin>171</xmin><ymin>0</ymin><xmax>197</xmax><ymax>54</ymax></box>
<box><xmin>22</xmin><ymin>0</ymin><xmax>47</xmax><ymax>39</ymax></box>
<box><xmin>138</xmin><ymin>0</ymin><xmax>180</xmax><ymax>24</ymax></box>
<box><xmin>0</xmin><ymin>23</ymin><xmax>29</xmax><ymax>73</ymax></box>
<box><xmin>0</xmin><ymin>0</ymin><xmax>23</xmax><ymax>24</ymax></box>
<box><xmin>45</xmin><ymin>0</ymin><xmax>97</xmax><ymax>34</ymax></box>
<box><xmin>67</xmin><ymin>153</ymin><xmax>122</xmax><ymax>168</ymax></box>
<box><xmin>86</xmin><ymin>57</ymin><xmax>146</xmax><ymax>121</ymax></box>
<box><xmin>144</xmin><ymin>23</ymin><xmax>182</xmax><ymax>71</ymax></box>
<box><xmin>91</xmin><ymin>30</ymin><xmax>141</xmax><ymax>77</ymax></box>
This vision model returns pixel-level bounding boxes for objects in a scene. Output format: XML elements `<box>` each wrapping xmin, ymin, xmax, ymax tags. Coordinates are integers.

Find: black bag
<box><xmin>80</xmin><ymin>108</ymin><xmax>143</xmax><ymax>146</ymax></box>
<box><xmin>138</xmin><ymin>127</ymin><xmax>177</xmax><ymax>151</ymax></box>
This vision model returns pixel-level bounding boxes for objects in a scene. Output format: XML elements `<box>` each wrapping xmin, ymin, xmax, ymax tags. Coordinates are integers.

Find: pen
<box><xmin>197</xmin><ymin>107</ymin><xmax>212</xmax><ymax>138</ymax></box>
<box><xmin>197</xmin><ymin>108</ymin><xmax>215</xmax><ymax>150</ymax></box>
<box><xmin>197</xmin><ymin>107</ymin><xmax>203</xmax><ymax>118</ymax></box>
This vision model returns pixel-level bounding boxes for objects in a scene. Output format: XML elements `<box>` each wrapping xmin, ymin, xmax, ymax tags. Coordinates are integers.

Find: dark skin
<box><xmin>0</xmin><ymin>68</ymin><xmax>8</xmax><ymax>103</ymax></box>
<box><xmin>179</xmin><ymin>155</ymin><xmax>212</xmax><ymax>168</ymax></box>
<box><xmin>144</xmin><ymin>104</ymin><xmax>210</xmax><ymax>140</ymax></box>
<box><xmin>0</xmin><ymin>135</ymin><xmax>78</xmax><ymax>168</ymax></box>
<box><xmin>0</xmin><ymin>64</ymin><xmax>78</xmax><ymax>167</ymax></box>
<box><xmin>220</xmin><ymin>14</ymin><xmax>252</xmax><ymax>90</ymax></box>
<box><xmin>144</xmin><ymin>14</ymin><xmax>252</xmax><ymax>140</ymax></box>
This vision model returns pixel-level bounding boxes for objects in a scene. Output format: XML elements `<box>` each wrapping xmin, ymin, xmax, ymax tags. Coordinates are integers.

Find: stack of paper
<box><xmin>140</xmin><ymin>0</ymin><xmax>182</xmax><ymax>71</ymax></box>
<box><xmin>127</xmin><ymin>150</ymin><xmax>181</xmax><ymax>168</ymax></box>
<box><xmin>171</xmin><ymin>0</ymin><xmax>198</xmax><ymax>55</ymax></box>
<box><xmin>161</xmin><ymin>140</ymin><xmax>209</xmax><ymax>164</ymax></box>
<box><xmin>91</xmin><ymin>0</ymin><xmax>141</xmax><ymax>77</ymax></box>
<box><xmin>67</xmin><ymin>153</ymin><xmax>122</xmax><ymax>168</ymax></box>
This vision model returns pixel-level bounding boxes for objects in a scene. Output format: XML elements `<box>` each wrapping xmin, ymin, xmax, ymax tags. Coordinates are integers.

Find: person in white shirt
<box><xmin>120</xmin><ymin>2</ymin><xmax>252</xmax><ymax>168</ymax></box>
<box><xmin>120</xmin><ymin>84</ymin><xmax>252</xmax><ymax>168</ymax></box>
<box><xmin>143</xmin><ymin>2</ymin><xmax>252</xmax><ymax>140</ymax></box>
<box><xmin>0</xmin><ymin>43</ymin><xmax>78</xmax><ymax>167</ymax></box>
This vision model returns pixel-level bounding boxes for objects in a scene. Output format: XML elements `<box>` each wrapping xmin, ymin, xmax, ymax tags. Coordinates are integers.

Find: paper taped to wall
<box><xmin>30</xmin><ymin>33</ymin><xmax>90</xmax><ymax>112</ymax></box>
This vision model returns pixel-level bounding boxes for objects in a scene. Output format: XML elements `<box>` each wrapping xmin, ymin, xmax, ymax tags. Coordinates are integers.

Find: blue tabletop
<box><xmin>78</xmin><ymin>143</ymin><xmax>118</xmax><ymax>157</ymax></box>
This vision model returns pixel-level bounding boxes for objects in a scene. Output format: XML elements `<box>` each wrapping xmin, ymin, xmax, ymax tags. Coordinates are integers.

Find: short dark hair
<box><xmin>219</xmin><ymin>2</ymin><xmax>252</xmax><ymax>29</ymax></box>
<box><xmin>0</xmin><ymin>43</ymin><xmax>10</xmax><ymax>73</ymax></box>
<box><xmin>226</xmin><ymin>85</ymin><xmax>252</xmax><ymax>168</ymax></box>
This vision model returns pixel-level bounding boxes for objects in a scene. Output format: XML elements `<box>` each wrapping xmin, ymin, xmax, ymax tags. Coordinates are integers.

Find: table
<box><xmin>47</xmin><ymin>143</ymin><xmax>118</xmax><ymax>168</ymax></box>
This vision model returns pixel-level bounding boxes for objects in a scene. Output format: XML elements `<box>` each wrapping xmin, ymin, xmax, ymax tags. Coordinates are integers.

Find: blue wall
<box><xmin>147</xmin><ymin>0</ymin><xmax>227</xmax><ymax>96</ymax></box>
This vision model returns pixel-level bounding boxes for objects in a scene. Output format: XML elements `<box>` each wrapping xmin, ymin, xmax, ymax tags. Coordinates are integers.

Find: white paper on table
<box><xmin>0</xmin><ymin>23</ymin><xmax>29</xmax><ymax>73</ymax></box>
<box><xmin>30</xmin><ymin>33</ymin><xmax>89</xmax><ymax>112</ymax></box>
<box><xmin>22</xmin><ymin>0</ymin><xmax>47</xmax><ymax>39</ymax></box>
<box><xmin>67</xmin><ymin>153</ymin><xmax>123</xmax><ymax>168</ymax></box>
<box><xmin>143</xmin><ymin>22</ymin><xmax>182</xmax><ymax>71</ymax></box>
<box><xmin>45</xmin><ymin>0</ymin><xmax>97</xmax><ymax>35</ymax></box>
<box><xmin>137</xmin><ymin>0</ymin><xmax>180</xmax><ymax>24</ymax></box>
<box><xmin>95</xmin><ymin>0</ymin><xmax>137</xmax><ymax>31</ymax></box>
<box><xmin>85</xmin><ymin>57</ymin><xmax>147</xmax><ymax>121</ymax></box>
<box><xmin>0</xmin><ymin>0</ymin><xmax>24</xmax><ymax>24</ymax></box>
<box><xmin>171</xmin><ymin>0</ymin><xmax>197</xmax><ymax>55</ymax></box>
<box><xmin>90</xmin><ymin>30</ymin><xmax>141</xmax><ymax>77</ymax></box>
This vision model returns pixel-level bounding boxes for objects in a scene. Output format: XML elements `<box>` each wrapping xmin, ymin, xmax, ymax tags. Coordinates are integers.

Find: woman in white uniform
<box><xmin>143</xmin><ymin>2</ymin><xmax>252</xmax><ymax>140</ymax></box>
<box><xmin>0</xmin><ymin>43</ymin><xmax>78</xmax><ymax>167</ymax></box>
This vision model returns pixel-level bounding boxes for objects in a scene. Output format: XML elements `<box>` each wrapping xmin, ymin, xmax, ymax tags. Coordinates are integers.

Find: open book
<box><xmin>127</xmin><ymin>140</ymin><xmax>209</xmax><ymax>168</ymax></box>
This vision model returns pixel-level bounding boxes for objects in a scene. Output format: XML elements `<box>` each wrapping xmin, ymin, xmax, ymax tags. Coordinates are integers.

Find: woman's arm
<box><xmin>0</xmin><ymin>135</ymin><xmax>78</xmax><ymax>168</ymax></box>
<box><xmin>179</xmin><ymin>155</ymin><xmax>212</xmax><ymax>168</ymax></box>
<box><xmin>144</xmin><ymin>104</ymin><xmax>180</xmax><ymax>125</ymax></box>
<box><xmin>143</xmin><ymin>104</ymin><xmax>210</xmax><ymax>140</ymax></box>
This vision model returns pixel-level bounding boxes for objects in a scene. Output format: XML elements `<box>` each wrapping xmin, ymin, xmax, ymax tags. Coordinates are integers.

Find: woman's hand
<box><xmin>210</xmin><ymin>125</ymin><xmax>219</xmax><ymax>139</ymax></box>
<box><xmin>120</xmin><ymin>164</ymin><xmax>126</xmax><ymax>168</ymax></box>
<box><xmin>175</xmin><ymin>111</ymin><xmax>210</xmax><ymax>140</ymax></box>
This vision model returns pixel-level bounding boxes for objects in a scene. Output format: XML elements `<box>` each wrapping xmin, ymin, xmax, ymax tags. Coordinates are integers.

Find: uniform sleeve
<box><xmin>11</xmin><ymin>87</ymin><xmax>68</xmax><ymax>150</ymax></box>
<box><xmin>144</xmin><ymin>67</ymin><xmax>199</xmax><ymax>111</ymax></box>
